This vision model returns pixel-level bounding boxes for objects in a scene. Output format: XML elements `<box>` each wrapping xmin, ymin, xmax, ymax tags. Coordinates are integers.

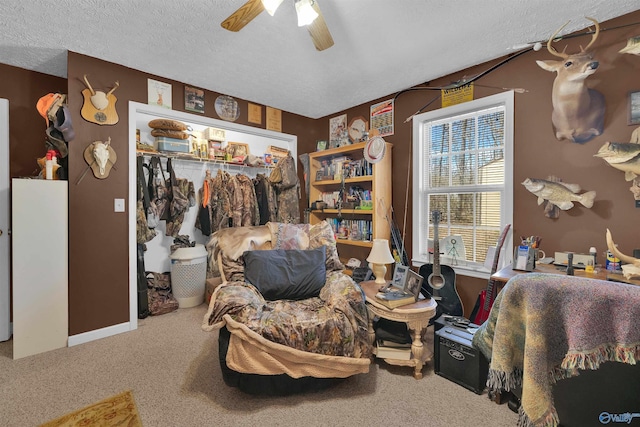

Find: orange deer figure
<box><xmin>536</xmin><ymin>18</ymin><xmax>605</xmax><ymax>143</ymax></box>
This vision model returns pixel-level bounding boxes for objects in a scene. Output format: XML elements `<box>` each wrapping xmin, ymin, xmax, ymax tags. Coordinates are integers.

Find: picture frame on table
<box><xmin>403</xmin><ymin>269</ymin><xmax>423</xmax><ymax>300</ymax></box>
<box><xmin>628</xmin><ymin>90</ymin><xmax>640</xmax><ymax>125</ymax></box>
<box><xmin>391</xmin><ymin>264</ymin><xmax>409</xmax><ymax>289</ymax></box>
<box><xmin>316</xmin><ymin>140</ymin><xmax>328</xmax><ymax>151</ymax></box>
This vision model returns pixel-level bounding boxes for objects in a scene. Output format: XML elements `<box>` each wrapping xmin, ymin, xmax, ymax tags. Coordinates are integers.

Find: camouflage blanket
<box><xmin>472</xmin><ymin>273</ymin><xmax>640</xmax><ymax>427</ymax></box>
<box><xmin>202</xmin><ymin>270</ymin><xmax>372</xmax><ymax>377</ymax></box>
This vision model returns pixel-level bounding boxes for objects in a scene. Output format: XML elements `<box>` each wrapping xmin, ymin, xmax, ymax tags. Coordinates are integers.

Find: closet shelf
<box><xmin>136</xmin><ymin>150</ymin><xmax>275</xmax><ymax>171</ymax></box>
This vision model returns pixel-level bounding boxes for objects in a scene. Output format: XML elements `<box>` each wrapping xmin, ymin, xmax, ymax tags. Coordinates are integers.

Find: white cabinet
<box><xmin>12</xmin><ymin>178</ymin><xmax>68</xmax><ymax>359</ymax></box>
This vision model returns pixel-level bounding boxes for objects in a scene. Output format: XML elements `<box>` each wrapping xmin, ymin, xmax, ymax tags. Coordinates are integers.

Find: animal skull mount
<box><xmin>83</xmin><ymin>137</ymin><xmax>117</xmax><ymax>179</ymax></box>
<box><xmin>606</xmin><ymin>229</ymin><xmax>640</xmax><ymax>280</ymax></box>
<box><xmin>536</xmin><ymin>17</ymin><xmax>605</xmax><ymax>143</ymax></box>
<box><xmin>81</xmin><ymin>75</ymin><xmax>119</xmax><ymax>125</ymax></box>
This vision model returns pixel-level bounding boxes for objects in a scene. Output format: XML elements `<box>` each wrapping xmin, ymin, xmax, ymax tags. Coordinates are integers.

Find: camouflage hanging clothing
<box><xmin>270</xmin><ymin>153</ymin><xmax>300</xmax><ymax>224</ymax></box>
<box><xmin>235</xmin><ymin>173</ymin><xmax>260</xmax><ymax>226</ymax></box>
<box><xmin>165</xmin><ymin>159</ymin><xmax>195</xmax><ymax>237</ymax></box>
<box><xmin>210</xmin><ymin>169</ymin><xmax>232</xmax><ymax>232</ymax></box>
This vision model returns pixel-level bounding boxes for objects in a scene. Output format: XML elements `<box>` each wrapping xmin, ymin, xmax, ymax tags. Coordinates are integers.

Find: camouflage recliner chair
<box><xmin>201</xmin><ymin>221</ymin><xmax>373</xmax><ymax>394</ymax></box>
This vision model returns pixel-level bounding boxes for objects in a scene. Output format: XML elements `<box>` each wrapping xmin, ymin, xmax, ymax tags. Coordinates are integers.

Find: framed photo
<box><xmin>315</xmin><ymin>170</ymin><xmax>324</xmax><ymax>181</ymax></box>
<box><xmin>226</xmin><ymin>142</ymin><xmax>250</xmax><ymax>158</ymax></box>
<box><xmin>148</xmin><ymin>79</ymin><xmax>172</xmax><ymax>109</ymax></box>
<box><xmin>329</xmin><ymin>114</ymin><xmax>347</xmax><ymax>149</ymax></box>
<box><xmin>316</xmin><ymin>140</ymin><xmax>327</xmax><ymax>151</ymax></box>
<box><xmin>629</xmin><ymin>90</ymin><xmax>640</xmax><ymax>125</ymax></box>
<box><xmin>184</xmin><ymin>85</ymin><xmax>205</xmax><ymax>114</ymax></box>
<box><xmin>403</xmin><ymin>269</ymin><xmax>423</xmax><ymax>299</ymax></box>
<box><xmin>391</xmin><ymin>264</ymin><xmax>409</xmax><ymax>289</ymax></box>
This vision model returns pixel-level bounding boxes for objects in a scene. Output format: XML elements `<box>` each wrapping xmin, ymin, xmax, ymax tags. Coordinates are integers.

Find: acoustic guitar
<box><xmin>470</xmin><ymin>224</ymin><xmax>511</xmax><ymax>325</ymax></box>
<box><xmin>418</xmin><ymin>211</ymin><xmax>462</xmax><ymax>320</ymax></box>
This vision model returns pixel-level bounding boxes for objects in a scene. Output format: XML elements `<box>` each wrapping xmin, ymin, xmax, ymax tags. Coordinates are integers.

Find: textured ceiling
<box><xmin>0</xmin><ymin>1</ymin><xmax>638</xmax><ymax>118</ymax></box>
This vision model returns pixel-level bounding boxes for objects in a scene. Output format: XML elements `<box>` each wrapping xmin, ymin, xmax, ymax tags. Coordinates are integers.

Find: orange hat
<box><xmin>36</xmin><ymin>93</ymin><xmax>63</xmax><ymax>127</ymax></box>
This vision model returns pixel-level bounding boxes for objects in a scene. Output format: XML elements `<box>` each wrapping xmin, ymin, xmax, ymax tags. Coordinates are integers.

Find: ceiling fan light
<box><xmin>295</xmin><ymin>0</ymin><xmax>318</xmax><ymax>27</ymax></box>
<box><xmin>262</xmin><ymin>0</ymin><xmax>284</xmax><ymax>16</ymax></box>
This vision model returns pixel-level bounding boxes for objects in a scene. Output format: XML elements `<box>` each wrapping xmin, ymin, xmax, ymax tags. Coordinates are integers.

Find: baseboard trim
<box><xmin>68</xmin><ymin>322</ymin><xmax>132</xmax><ymax>347</ymax></box>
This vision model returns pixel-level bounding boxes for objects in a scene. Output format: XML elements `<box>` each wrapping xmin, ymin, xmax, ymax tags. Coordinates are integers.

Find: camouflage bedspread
<box><xmin>203</xmin><ymin>270</ymin><xmax>373</xmax><ymax>359</ymax></box>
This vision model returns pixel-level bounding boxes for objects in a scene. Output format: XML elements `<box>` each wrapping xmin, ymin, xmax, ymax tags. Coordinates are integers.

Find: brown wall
<box><xmin>1</xmin><ymin>64</ymin><xmax>66</xmax><ymax>177</ymax></box>
<box><xmin>66</xmin><ymin>52</ymin><xmax>319</xmax><ymax>334</ymax></box>
<box><xmin>4</xmin><ymin>10</ymin><xmax>640</xmax><ymax>330</ymax></box>
<box><xmin>314</xmin><ymin>11</ymin><xmax>640</xmax><ymax>316</ymax></box>
<box><xmin>1</xmin><ymin>64</ymin><xmax>66</xmax><ymax>320</ymax></box>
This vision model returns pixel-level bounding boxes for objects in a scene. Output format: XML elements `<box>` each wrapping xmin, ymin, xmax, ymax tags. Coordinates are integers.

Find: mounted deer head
<box><xmin>536</xmin><ymin>17</ymin><xmax>605</xmax><ymax>143</ymax></box>
<box><xmin>83</xmin><ymin>75</ymin><xmax>119</xmax><ymax>111</ymax></box>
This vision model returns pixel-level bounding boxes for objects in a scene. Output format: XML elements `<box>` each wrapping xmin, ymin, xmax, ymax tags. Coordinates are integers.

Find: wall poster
<box><xmin>147</xmin><ymin>79</ymin><xmax>172</xmax><ymax>109</ymax></box>
<box><xmin>248</xmin><ymin>103</ymin><xmax>262</xmax><ymax>124</ymax></box>
<box><xmin>329</xmin><ymin>114</ymin><xmax>347</xmax><ymax>148</ymax></box>
<box><xmin>370</xmin><ymin>99</ymin><xmax>394</xmax><ymax>137</ymax></box>
<box><xmin>266</xmin><ymin>106</ymin><xmax>281</xmax><ymax>132</ymax></box>
<box><xmin>184</xmin><ymin>85</ymin><xmax>205</xmax><ymax>113</ymax></box>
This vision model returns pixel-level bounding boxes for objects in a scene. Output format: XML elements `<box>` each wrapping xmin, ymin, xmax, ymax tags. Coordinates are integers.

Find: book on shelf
<box><xmin>374</xmin><ymin>290</ymin><xmax>416</xmax><ymax>308</ymax></box>
<box><xmin>376</xmin><ymin>340</ymin><xmax>412</xmax><ymax>360</ymax></box>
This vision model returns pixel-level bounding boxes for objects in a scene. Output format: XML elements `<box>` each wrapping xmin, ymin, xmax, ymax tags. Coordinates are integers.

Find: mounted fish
<box><xmin>522</xmin><ymin>177</ymin><xmax>596</xmax><ymax>218</ymax></box>
<box><xmin>536</xmin><ymin>18</ymin><xmax>605</xmax><ymax>143</ymax></box>
<box><xmin>81</xmin><ymin>75</ymin><xmax>119</xmax><ymax>125</ymax></box>
<box><xmin>594</xmin><ymin>141</ymin><xmax>640</xmax><ymax>181</ymax></box>
<box><xmin>619</xmin><ymin>35</ymin><xmax>640</xmax><ymax>56</ymax></box>
<box><xmin>606</xmin><ymin>229</ymin><xmax>640</xmax><ymax>280</ymax></box>
<box><xmin>594</xmin><ymin>140</ymin><xmax>640</xmax><ymax>201</ymax></box>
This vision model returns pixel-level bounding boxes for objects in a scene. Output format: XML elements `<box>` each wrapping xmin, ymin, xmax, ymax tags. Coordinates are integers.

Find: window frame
<box><xmin>411</xmin><ymin>91</ymin><xmax>514</xmax><ymax>279</ymax></box>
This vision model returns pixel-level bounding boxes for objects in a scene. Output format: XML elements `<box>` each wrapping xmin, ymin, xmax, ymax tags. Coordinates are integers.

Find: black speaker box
<box><xmin>434</xmin><ymin>325</ymin><xmax>488</xmax><ymax>394</ymax></box>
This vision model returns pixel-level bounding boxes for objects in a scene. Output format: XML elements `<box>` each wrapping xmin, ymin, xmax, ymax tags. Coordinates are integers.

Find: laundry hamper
<box><xmin>170</xmin><ymin>244</ymin><xmax>207</xmax><ymax>308</ymax></box>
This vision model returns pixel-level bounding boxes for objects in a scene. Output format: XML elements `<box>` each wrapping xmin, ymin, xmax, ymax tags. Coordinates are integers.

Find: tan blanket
<box><xmin>222</xmin><ymin>316</ymin><xmax>370</xmax><ymax>378</ymax></box>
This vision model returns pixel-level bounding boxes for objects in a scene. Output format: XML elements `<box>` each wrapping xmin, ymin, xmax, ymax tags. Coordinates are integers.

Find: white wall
<box><xmin>130</xmin><ymin>103</ymin><xmax>298</xmax><ymax>284</ymax></box>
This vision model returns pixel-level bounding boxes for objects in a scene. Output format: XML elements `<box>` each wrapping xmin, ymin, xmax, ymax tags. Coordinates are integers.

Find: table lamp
<box><xmin>367</xmin><ymin>239</ymin><xmax>395</xmax><ymax>285</ymax></box>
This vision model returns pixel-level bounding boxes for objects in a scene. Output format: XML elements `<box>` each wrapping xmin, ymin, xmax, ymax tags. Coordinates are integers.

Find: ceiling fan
<box><xmin>221</xmin><ymin>0</ymin><xmax>334</xmax><ymax>51</ymax></box>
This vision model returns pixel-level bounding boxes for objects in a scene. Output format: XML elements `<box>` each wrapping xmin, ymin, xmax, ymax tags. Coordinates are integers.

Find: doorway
<box><xmin>0</xmin><ymin>98</ymin><xmax>11</xmax><ymax>341</ymax></box>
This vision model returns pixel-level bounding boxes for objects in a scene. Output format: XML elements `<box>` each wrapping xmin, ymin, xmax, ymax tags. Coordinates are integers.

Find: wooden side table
<box><xmin>359</xmin><ymin>280</ymin><xmax>438</xmax><ymax>379</ymax></box>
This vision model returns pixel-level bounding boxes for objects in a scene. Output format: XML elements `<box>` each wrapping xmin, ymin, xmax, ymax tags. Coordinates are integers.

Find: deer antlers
<box><xmin>546</xmin><ymin>17</ymin><xmax>600</xmax><ymax>59</ymax></box>
<box><xmin>83</xmin><ymin>74</ymin><xmax>119</xmax><ymax>97</ymax></box>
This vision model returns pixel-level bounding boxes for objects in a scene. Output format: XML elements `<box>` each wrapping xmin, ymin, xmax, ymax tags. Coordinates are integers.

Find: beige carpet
<box><xmin>0</xmin><ymin>305</ymin><xmax>518</xmax><ymax>427</ymax></box>
<box><xmin>39</xmin><ymin>390</ymin><xmax>142</xmax><ymax>427</ymax></box>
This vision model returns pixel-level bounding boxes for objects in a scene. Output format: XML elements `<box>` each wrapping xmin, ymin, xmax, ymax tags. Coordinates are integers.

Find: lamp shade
<box><xmin>262</xmin><ymin>0</ymin><xmax>284</xmax><ymax>16</ymax></box>
<box><xmin>367</xmin><ymin>239</ymin><xmax>395</xmax><ymax>264</ymax></box>
<box><xmin>295</xmin><ymin>0</ymin><xmax>318</xmax><ymax>26</ymax></box>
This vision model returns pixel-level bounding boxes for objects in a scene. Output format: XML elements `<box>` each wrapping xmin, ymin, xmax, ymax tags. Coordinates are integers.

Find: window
<box><xmin>412</xmin><ymin>91</ymin><xmax>513</xmax><ymax>279</ymax></box>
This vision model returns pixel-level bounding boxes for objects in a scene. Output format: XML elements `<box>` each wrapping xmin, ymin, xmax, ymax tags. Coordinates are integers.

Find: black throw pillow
<box><xmin>243</xmin><ymin>247</ymin><xmax>326</xmax><ymax>301</ymax></box>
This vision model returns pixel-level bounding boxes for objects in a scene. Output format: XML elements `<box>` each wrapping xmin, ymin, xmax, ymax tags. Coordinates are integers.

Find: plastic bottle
<box><xmin>45</xmin><ymin>151</ymin><xmax>53</xmax><ymax>180</ymax></box>
<box><xmin>589</xmin><ymin>246</ymin><xmax>597</xmax><ymax>266</ymax></box>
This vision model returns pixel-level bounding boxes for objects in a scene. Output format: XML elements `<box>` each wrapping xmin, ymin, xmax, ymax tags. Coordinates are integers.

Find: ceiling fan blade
<box><xmin>221</xmin><ymin>0</ymin><xmax>265</xmax><ymax>32</ymax></box>
<box><xmin>307</xmin><ymin>1</ymin><xmax>334</xmax><ymax>51</ymax></box>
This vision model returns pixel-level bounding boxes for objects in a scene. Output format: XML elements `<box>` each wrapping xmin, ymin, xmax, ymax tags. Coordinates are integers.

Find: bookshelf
<box><xmin>308</xmin><ymin>141</ymin><xmax>392</xmax><ymax>265</ymax></box>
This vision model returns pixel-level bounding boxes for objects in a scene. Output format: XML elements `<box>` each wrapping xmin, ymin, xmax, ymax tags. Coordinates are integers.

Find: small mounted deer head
<box><xmin>536</xmin><ymin>17</ymin><xmax>605</xmax><ymax>143</ymax></box>
<box><xmin>83</xmin><ymin>75</ymin><xmax>119</xmax><ymax>111</ymax></box>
